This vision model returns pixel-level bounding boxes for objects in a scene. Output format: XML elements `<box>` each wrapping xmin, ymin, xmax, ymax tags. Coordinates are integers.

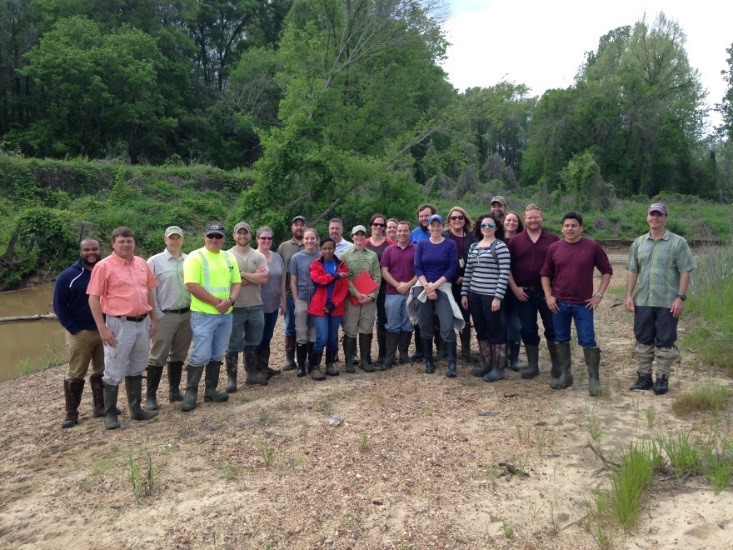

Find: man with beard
<box><xmin>277</xmin><ymin>215</ymin><xmax>306</xmax><ymax>371</ymax></box>
<box><xmin>53</xmin><ymin>238</ymin><xmax>105</xmax><ymax>428</ymax></box>
<box><xmin>490</xmin><ymin>196</ymin><xmax>507</xmax><ymax>222</ymax></box>
<box><xmin>410</xmin><ymin>203</ymin><xmax>436</xmax><ymax>244</ymax></box>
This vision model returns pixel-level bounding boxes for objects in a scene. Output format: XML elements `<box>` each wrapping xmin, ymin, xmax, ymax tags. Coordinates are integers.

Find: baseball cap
<box><xmin>491</xmin><ymin>196</ymin><xmax>507</xmax><ymax>206</ymax></box>
<box><xmin>204</xmin><ymin>222</ymin><xmax>225</xmax><ymax>236</ymax></box>
<box><xmin>351</xmin><ymin>225</ymin><xmax>367</xmax><ymax>236</ymax></box>
<box><xmin>428</xmin><ymin>214</ymin><xmax>444</xmax><ymax>225</ymax></box>
<box><xmin>292</xmin><ymin>215</ymin><xmax>307</xmax><ymax>224</ymax></box>
<box><xmin>165</xmin><ymin>226</ymin><xmax>183</xmax><ymax>238</ymax></box>
<box><xmin>647</xmin><ymin>203</ymin><xmax>668</xmax><ymax>215</ymax></box>
<box><xmin>234</xmin><ymin>221</ymin><xmax>251</xmax><ymax>233</ymax></box>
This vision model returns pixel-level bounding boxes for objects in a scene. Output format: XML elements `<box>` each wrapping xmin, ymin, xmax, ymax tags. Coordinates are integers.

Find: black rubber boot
<box><xmin>325</xmin><ymin>349</ymin><xmax>339</xmax><ymax>376</ymax></box>
<box><xmin>90</xmin><ymin>373</ymin><xmax>105</xmax><ymax>417</ymax></box>
<box><xmin>422</xmin><ymin>338</ymin><xmax>435</xmax><ymax>374</ymax></box>
<box><xmin>103</xmin><ymin>382</ymin><xmax>120</xmax><ymax>430</ymax></box>
<box><xmin>506</xmin><ymin>340</ymin><xmax>521</xmax><ymax>372</ymax></box>
<box><xmin>167</xmin><ymin>361</ymin><xmax>184</xmax><ymax>402</ymax></box>
<box><xmin>460</xmin><ymin>325</ymin><xmax>473</xmax><ymax>362</ymax></box>
<box><xmin>472</xmin><ymin>340</ymin><xmax>493</xmax><ymax>377</ymax></box>
<box><xmin>383</xmin><ymin>331</ymin><xmax>399</xmax><ymax>369</ymax></box>
<box><xmin>343</xmin><ymin>337</ymin><xmax>357</xmax><ymax>373</ymax></box>
<box><xmin>376</xmin><ymin>328</ymin><xmax>387</xmax><ymax>366</ymax></box>
<box><xmin>630</xmin><ymin>372</ymin><xmax>653</xmax><ymax>391</ymax></box>
<box><xmin>296</xmin><ymin>343</ymin><xmax>308</xmax><ymax>377</ymax></box>
<box><xmin>359</xmin><ymin>333</ymin><xmax>376</xmax><ymax>372</ymax></box>
<box><xmin>653</xmin><ymin>375</ymin><xmax>669</xmax><ymax>395</ymax></box>
<box><xmin>549</xmin><ymin>342</ymin><xmax>573</xmax><ymax>389</ymax></box>
<box><xmin>398</xmin><ymin>332</ymin><xmax>412</xmax><ymax>364</ymax></box>
<box><xmin>584</xmin><ymin>346</ymin><xmax>602</xmax><ymax>396</ymax></box>
<box><xmin>182</xmin><ymin>365</ymin><xmax>204</xmax><ymax>412</ymax></box>
<box><xmin>245</xmin><ymin>348</ymin><xmax>268</xmax><ymax>386</ymax></box>
<box><xmin>309</xmin><ymin>349</ymin><xmax>326</xmax><ymax>381</ymax></box>
<box><xmin>225</xmin><ymin>352</ymin><xmax>239</xmax><ymax>393</ymax></box>
<box><xmin>62</xmin><ymin>379</ymin><xmax>84</xmax><ymax>428</ymax></box>
<box><xmin>126</xmin><ymin>375</ymin><xmax>159</xmax><ymax>421</ymax></box>
<box><xmin>204</xmin><ymin>361</ymin><xmax>229</xmax><ymax>403</ymax></box>
<box><xmin>283</xmin><ymin>336</ymin><xmax>297</xmax><ymax>371</ymax></box>
<box><xmin>548</xmin><ymin>341</ymin><xmax>561</xmax><ymax>379</ymax></box>
<box><xmin>145</xmin><ymin>365</ymin><xmax>164</xmax><ymax>411</ymax></box>
<box><xmin>435</xmin><ymin>335</ymin><xmax>447</xmax><ymax>360</ymax></box>
<box><xmin>521</xmin><ymin>344</ymin><xmax>540</xmax><ymax>379</ymax></box>
<box><xmin>259</xmin><ymin>347</ymin><xmax>280</xmax><ymax>378</ymax></box>
<box><xmin>484</xmin><ymin>344</ymin><xmax>506</xmax><ymax>382</ymax></box>
<box><xmin>446</xmin><ymin>341</ymin><xmax>458</xmax><ymax>378</ymax></box>
<box><xmin>411</xmin><ymin>326</ymin><xmax>424</xmax><ymax>361</ymax></box>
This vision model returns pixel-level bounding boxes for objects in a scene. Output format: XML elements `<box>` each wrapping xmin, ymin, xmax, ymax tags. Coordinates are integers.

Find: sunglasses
<box><xmin>206</xmin><ymin>234</ymin><xmax>225</xmax><ymax>240</ymax></box>
<box><xmin>480</xmin><ymin>222</ymin><xmax>496</xmax><ymax>229</ymax></box>
<box><xmin>449</xmin><ymin>215</ymin><xmax>464</xmax><ymax>221</ymax></box>
<box><xmin>258</xmin><ymin>236</ymin><xmax>273</xmax><ymax>240</ymax></box>
<box><xmin>372</xmin><ymin>223</ymin><xmax>386</xmax><ymax>227</ymax></box>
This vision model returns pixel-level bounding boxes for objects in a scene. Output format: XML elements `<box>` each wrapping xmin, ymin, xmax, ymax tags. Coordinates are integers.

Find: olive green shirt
<box><xmin>340</xmin><ymin>247</ymin><xmax>381</xmax><ymax>299</ymax></box>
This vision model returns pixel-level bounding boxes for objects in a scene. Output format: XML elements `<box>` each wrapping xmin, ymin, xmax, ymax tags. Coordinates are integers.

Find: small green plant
<box><xmin>587</xmin><ymin>406</ymin><xmax>603</xmax><ymax>443</ymax></box>
<box><xmin>358</xmin><ymin>434</ymin><xmax>370</xmax><ymax>453</ymax></box>
<box><xmin>658</xmin><ymin>432</ymin><xmax>703</xmax><ymax>475</ymax></box>
<box><xmin>502</xmin><ymin>520</ymin><xmax>514</xmax><ymax>538</ymax></box>
<box><xmin>222</xmin><ymin>463</ymin><xmax>236</xmax><ymax>480</ymax></box>
<box><xmin>17</xmin><ymin>357</ymin><xmax>32</xmax><ymax>376</ymax></box>
<box><xmin>610</xmin><ymin>441</ymin><xmax>662</xmax><ymax>529</ymax></box>
<box><xmin>645</xmin><ymin>406</ymin><xmax>656</xmax><ymax>431</ymax></box>
<box><xmin>261</xmin><ymin>440</ymin><xmax>274</xmax><ymax>468</ymax></box>
<box><xmin>702</xmin><ymin>441</ymin><xmax>733</xmax><ymax>493</ymax></box>
<box><xmin>128</xmin><ymin>453</ymin><xmax>155</xmax><ymax>503</ymax></box>
<box><xmin>671</xmin><ymin>381</ymin><xmax>729</xmax><ymax>416</ymax></box>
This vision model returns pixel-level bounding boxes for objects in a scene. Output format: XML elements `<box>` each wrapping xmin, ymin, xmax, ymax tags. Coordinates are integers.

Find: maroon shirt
<box><xmin>380</xmin><ymin>243</ymin><xmax>416</xmax><ymax>295</ymax></box>
<box><xmin>540</xmin><ymin>238</ymin><xmax>613</xmax><ymax>303</ymax></box>
<box><xmin>507</xmin><ymin>229</ymin><xmax>560</xmax><ymax>288</ymax></box>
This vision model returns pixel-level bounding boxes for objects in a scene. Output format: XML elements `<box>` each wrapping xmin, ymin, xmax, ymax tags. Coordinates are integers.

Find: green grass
<box><xmin>672</xmin><ymin>381</ymin><xmax>730</xmax><ymax>416</ymax></box>
<box><xmin>609</xmin><ymin>441</ymin><xmax>663</xmax><ymax>529</ymax></box>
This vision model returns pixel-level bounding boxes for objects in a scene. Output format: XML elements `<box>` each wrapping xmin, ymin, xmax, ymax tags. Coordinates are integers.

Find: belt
<box><xmin>163</xmin><ymin>307</ymin><xmax>190</xmax><ymax>314</ymax></box>
<box><xmin>112</xmin><ymin>314</ymin><xmax>148</xmax><ymax>322</ymax></box>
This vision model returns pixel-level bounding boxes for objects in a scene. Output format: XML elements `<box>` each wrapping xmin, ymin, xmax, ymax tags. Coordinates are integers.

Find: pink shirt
<box><xmin>87</xmin><ymin>253</ymin><xmax>157</xmax><ymax>316</ymax></box>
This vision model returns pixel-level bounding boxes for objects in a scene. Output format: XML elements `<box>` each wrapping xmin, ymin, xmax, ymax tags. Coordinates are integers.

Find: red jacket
<box><xmin>308</xmin><ymin>255</ymin><xmax>349</xmax><ymax>317</ymax></box>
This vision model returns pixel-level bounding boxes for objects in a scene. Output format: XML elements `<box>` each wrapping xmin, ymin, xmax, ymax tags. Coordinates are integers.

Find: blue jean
<box><xmin>633</xmin><ymin>306</ymin><xmax>678</xmax><ymax>348</ymax></box>
<box><xmin>503</xmin><ymin>292</ymin><xmax>522</xmax><ymax>342</ymax></box>
<box><xmin>515</xmin><ymin>288</ymin><xmax>555</xmax><ymax>346</ymax></box>
<box><xmin>552</xmin><ymin>301</ymin><xmax>596</xmax><ymax>347</ymax></box>
<box><xmin>227</xmin><ymin>305</ymin><xmax>265</xmax><ymax>352</ymax></box>
<box><xmin>385</xmin><ymin>294</ymin><xmax>413</xmax><ymax>333</ymax></box>
<box><xmin>257</xmin><ymin>310</ymin><xmax>279</xmax><ymax>351</ymax></box>
<box><xmin>312</xmin><ymin>314</ymin><xmax>341</xmax><ymax>353</ymax></box>
<box><xmin>283</xmin><ymin>294</ymin><xmax>296</xmax><ymax>338</ymax></box>
<box><xmin>189</xmin><ymin>312</ymin><xmax>233</xmax><ymax>366</ymax></box>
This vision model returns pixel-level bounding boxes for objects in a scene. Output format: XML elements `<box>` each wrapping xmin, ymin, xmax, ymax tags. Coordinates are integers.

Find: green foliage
<box><xmin>609</xmin><ymin>441</ymin><xmax>663</xmax><ymax>529</ymax></box>
<box><xmin>557</xmin><ymin>151</ymin><xmax>615</xmax><ymax>211</ymax></box>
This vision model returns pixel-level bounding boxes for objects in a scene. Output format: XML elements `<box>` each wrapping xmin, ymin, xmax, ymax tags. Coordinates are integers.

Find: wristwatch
<box><xmin>676</xmin><ymin>294</ymin><xmax>686</xmax><ymax>301</ymax></box>
<box><xmin>594</xmin><ymin>292</ymin><xmax>603</xmax><ymax>299</ymax></box>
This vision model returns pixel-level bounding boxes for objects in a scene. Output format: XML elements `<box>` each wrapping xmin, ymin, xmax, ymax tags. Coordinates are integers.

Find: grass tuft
<box><xmin>671</xmin><ymin>381</ymin><xmax>729</xmax><ymax>416</ymax></box>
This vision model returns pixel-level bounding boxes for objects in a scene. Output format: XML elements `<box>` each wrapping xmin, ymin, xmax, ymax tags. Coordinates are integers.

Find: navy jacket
<box><xmin>53</xmin><ymin>259</ymin><xmax>96</xmax><ymax>334</ymax></box>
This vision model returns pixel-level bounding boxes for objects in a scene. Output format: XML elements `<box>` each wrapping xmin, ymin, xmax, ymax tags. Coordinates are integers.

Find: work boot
<box><xmin>145</xmin><ymin>365</ymin><xmax>164</xmax><ymax>411</ymax></box>
<box><xmin>62</xmin><ymin>378</ymin><xmax>84</xmax><ymax>428</ymax></box>
<box><xmin>398</xmin><ymin>331</ymin><xmax>412</xmax><ymax>364</ymax></box>
<box><xmin>630</xmin><ymin>372</ymin><xmax>654</xmax><ymax>391</ymax></box>
<box><xmin>383</xmin><ymin>331</ymin><xmax>399</xmax><ymax>369</ymax></box>
<box><xmin>225</xmin><ymin>352</ymin><xmax>239</xmax><ymax>393</ymax></box>
<box><xmin>181</xmin><ymin>365</ymin><xmax>204</xmax><ymax>412</ymax></box>
<box><xmin>126</xmin><ymin>375</ymin><xmax>159</xmax><ymax>421</ymax></box>
<box><xmin>359</xmin><ymin>333</ymin><xmax>377</xmax><ymax>372</ymax></box>
<box><xmin>103</xmin><ymin>383</ymin><xmax>120</xmax><ymax>430</ymax></box>
<box><xmin>376</xmin><ymin>328</ymin><xmax>387</xmax><ymax>366</ymax></box>
<box><xmin>282</xmin><ymin>336</ymin><xmax>297</xmax><ymax>371</ymax></box>
<box><xmin>446</xmin><ymin>341</ymin><xmax>458</xmax><ymax>378</ymax></box>
<box><xmin>309</xmin><ymin>348</ymin><xmax>326</xmax><ymax>381</ymax></box>
<box><xmin>258</xmin><ymin>347</ymin><xmax>280</xmax><ymax>378</ymax></box>
<box><xmin>325</xmin><ymin>348</ymin><xmax>339</xmax><ymax>376</ymax></box>
<box><xmin>521</xmin><ymin>344</ymin><xmax>540</xmax><ymax>379</ymax></box>
<box><xmin>244</xmin><ymin>348</ymin><xmax>268</xmax><ymax>386</ymax></box>
<box><xmin>296</xmin><ymin>343</ymin><xmax>308</xmax><ymax>377</ymax></box>
<box><xmin>484</xmin><ymin>344</ymin><xmax>506</xmax><ymax>382</ymax></box>
<box><xmin>90</xmin><ymin>373</ymin><xmax>105</xmax><ymax>417</ymax></box>
<box><xmin>506</xmin><ymin>340</ymin><xmax>521</xmax><ymax>371</ymax></box>
<box><xmin>422</xmin><ymin>338</ymin><xmax>435</xmax><ymax>374</ymax></box>
<box><xmin>203</xmin><ymin>361</ymin><xmax>229</xmax><ymax>403</ymax></box>
<box><xmin>584</xmin><ymin>346</ymin><xmax>602</xmax><ymax>396</ymax></box>
<box><xmin>343</xmin><ymin>336</ymin><xmax>357</xmax><ymax>373</ymax></box>
<box><xmin>167</xmin><ymin>361</ymin><xmax>184</xmax><ymax>402</ymax></box>
<box><xmin>411</xmin><ymin>326</ymin><xmax>424</xmax><ymax>362</ymax></box>
<box><xmin>460</xmin><ymin>325</ymin><xmax>473</xmax><ymax>362</ymax></box>
<box><xmin>549</xmin><ymin>342</ymin><xmax>574</xmax><ymax>390</ymax></box>
<box><xmin>548</xmin><ymin>341</ymin><xmax>560</xmax><ymax>379</ymax></box>
<box><xmin>473</xmin><ymin>340</ymin><xmax>494</xmax><ymax>377</ymax></box>
<box><xmin>653</xmin><ymin>375</ymin><xmax>669</xmax><ymax>395</ymax></box>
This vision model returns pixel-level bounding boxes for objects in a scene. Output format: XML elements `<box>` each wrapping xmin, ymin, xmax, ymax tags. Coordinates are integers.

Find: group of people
<box><xmin>52</xmin><ymin>198</ymin><xmax>696</xmax><ymax>430</ymax></box>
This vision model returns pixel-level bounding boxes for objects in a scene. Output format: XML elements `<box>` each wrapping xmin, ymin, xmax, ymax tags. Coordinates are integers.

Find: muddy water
<box><xmin>0</xmin><ymin>284</ymin><xmax>66</xmax><ymax>382</ymax></box>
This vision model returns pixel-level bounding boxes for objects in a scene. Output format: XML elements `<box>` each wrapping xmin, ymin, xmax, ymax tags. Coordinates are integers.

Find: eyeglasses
<box><xmin>206</xmin><ymin>234</ymin><xmax>225</xmax><ymax>240</ymax></box>
<box><xmin>480</xmin><ymin>222</ymin><xmax>496</xmax><ymax>229</ymax></box>
<box><xmin>258</xmin><ymin>236</ymin><xmax>273</xmax><ymax>241</ymax></box>
<box><xmin>449</xmin><ymin>215</ymin><xmax>464</xmax><ymax>221</ymax></box>
<box><xmin>372</xmin><ymin>223</ymin><xmax>385</xmax><ymax>227</ymax></box>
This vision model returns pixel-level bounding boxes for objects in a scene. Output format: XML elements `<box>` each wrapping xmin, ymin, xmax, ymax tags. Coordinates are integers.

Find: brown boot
<box><xmin>62</xmin><ymin>379</ymin><xmax>84</xmax><ymax>428</ymax></box>
<box><xmin>90</xmin><ymin>373</ymin><xmax>105</xmax><ymax>417</ymax></box>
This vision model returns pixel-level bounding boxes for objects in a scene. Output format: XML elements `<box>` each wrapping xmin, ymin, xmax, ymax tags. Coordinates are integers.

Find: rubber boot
<box><xmin>62</xmin><ymin>378</ymin><xmax>84</xmax><ymax>428</ymax></box>
<box><xmin>282</xmin><ymin>336</ymin><xmax>297</xmax><ymax>371</ymax></box>
<box><xmin>126</xmin><ymin>375</ymin><xmax>159</xmax><ymax>421</ymax></box>
<box><xmin>103</xmin><ymin>383</ymin><xmax>120</xmax><ymax>430</ymax></box>
<box><xmin>343</xmin><ymin>337</ymin><xmax>357</xmax><ymax>373</ymax></box>
<box><xmin>435</xmin><ymin>335</ymin><xmax>447</xmax><ymax>360</ymax></box>
<box><xmin>244</xmin><ymin>348</ymin><xmax>268</xmax><ymax>386</ymax></box>
<box><xmin>259</xmin><ymin>347</ymin><xmax>280</xmax><ymax>378</ymax></box>
<box><xmin>90</xmin><ymin>373</ymin><xmax>105</xmax><ymax>417</ymax></box>
<box><xmin>422</xmin><ymin>338</ymin><xmax>435</xmax><ymax>374</ymax></box>
<box><xmin>630</xmin><ymin>342</ymin><xmax>655</xmax><ymax>390</ymax></box>
<box><xmin>521</xmin><ymin>344</ymin><xmax>540</xmax><ymax>379</ymax></box>
<box><xmin>549</xmin><ymin>342</ymin><xmax>573</xmax><ymax>390</ymax></box>
<box><xmin>653</xmin><ymin>346</ymin><xmax>679</xmax><ymax>395</ymax></box>
<box><xmin>548</xmin><ymin>341</ymin><xmax>560</xmax><ymax>379</ymax></box>
<box><xmin>359</xmin><ymin>333</ymin><xmax>377</xmax><ymax>372</ymax></box>
<box><xmin>181</xmin><ymin>365</ymin><xmax>204</xmax><ymax>412</ymax></box>
<box><xmin>584</xmin><ymin>346</ymin><xmax>602</xmax><ymax>396</ymax></box>
<box><xmin>167</xmin><ymin>361</ymin><xmax>184</xmax><ymax>402</ymax></box>
<box><xmin>383</xmin><ymin>331</ymin><xmax>399</xmax><ymax>369</ymax></box>
<box><xmin>203</xmin><ymin>361</ymin><xmax>229</xmax><ymax>403</ymax></box>
<box><xmin>411</xmin><ymin>326</ymin><xmax>424</xmax><ymax>361</ymax></box>
<box><xmin>473</xmin><ymin>340</ymin><xmax>493</xmax><ymax>377</ymax></box>
<box><xmin>376</xmin><ymin>328</ymin><xmax>387</xmax><ymax>367</ymax></box>
<box><xmin>225</xmin><ymin>352</ymin><xmax>239</xmax><ymax>393</ymax></box>
<box><xmin>296</xmin><ymin>343</ymin><xmax>308</xmax><ymax>377</ymax></box>
<box><xmin>398</xmin><ymin>331</ymin><xmax>412</xmax><ymax>364</ymax></box>
<box><xmin>145</xmin><ymin>365</ymin><xmax>164</xmax><ymax>411</ymax></box>
<box><xmin>309</xmin><ymin>348</ymin><xmax>326</xmax><ymax>381</ymax></box>
<box><xmin>460</xmin><ymin>324</ymin><xmax>473</xmax><ymax>362</ymax></box>
<box><xmin>446</xmin><ymin>341</ymin><xmax>458</xmax><ymax>378</ymax></box>
<box><xmin>484</xmin><ymin>344</ymin><xmax>506</xmax><ymax>382</ymax></box>
<box><xmin>325</xmin><ymin>348</ymin><xmax>339</xmax><ymax>376</ymax></box>
<box><xmin>507</xmin><ymin>340</ymin><xmax>521</xmax><ymax>372</ymax></box>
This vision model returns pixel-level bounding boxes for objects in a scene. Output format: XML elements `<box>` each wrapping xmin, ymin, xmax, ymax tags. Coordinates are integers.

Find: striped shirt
<box><xmin>461</xmin><ymin>240</ymin><xmax>511</xmax><ymax>300</ymax></box>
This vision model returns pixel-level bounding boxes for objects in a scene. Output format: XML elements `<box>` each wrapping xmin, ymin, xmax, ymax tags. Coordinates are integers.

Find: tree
<box><xmin>718</xmin><ymin>42</ymin><xmax>733</xmax><ymax>141</ymax></box>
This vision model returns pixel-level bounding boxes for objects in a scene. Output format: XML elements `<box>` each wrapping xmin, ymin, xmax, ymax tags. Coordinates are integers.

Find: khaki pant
<box><xmin>343</xmin><ymin>300</ymin><xmax>376</xmax><ymax>337</ymax></box>
<box><xmin>294</xmin><ymin>297</ymin><xmax>316</xmax><ymax>344</ymax></box>
<box><xmin>66</xmin><ymin>329</ymin><xmax>104</xmax><ymax>380</ymax></box>
<box><xmin>149</xmin><ymin>311</ymin><xmax>192</xmax><ymax>365</ymax></box>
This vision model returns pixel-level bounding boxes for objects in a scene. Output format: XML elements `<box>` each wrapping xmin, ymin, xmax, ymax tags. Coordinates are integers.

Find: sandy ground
<box><xmin>1</xmin><ymin>252</ymin><xmax>731</xmax><ymax>549</ymax></box>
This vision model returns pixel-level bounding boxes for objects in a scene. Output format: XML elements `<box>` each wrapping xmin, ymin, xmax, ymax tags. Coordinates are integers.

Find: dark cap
<box><xmin>292</xmin><ymin>215</ymin><xmax>307</xmax><ymax>224</ymax></box>
<box><xmin>491</xmin><ymin>196</ymin><xmax>507</xmax><ymax>206</ymax></box>
<box><xmin>648</xmin><ymin>202</ymin><xmax>668</xmax><ymax>215</ymax></box>
<box><xmin>204</xmin><ymin>221</ymin><xmax>225</xmax><ymax>236</ymax></box>
<box><xmin>428</xmin><ymin>214</ymin><xmax>444</xmax><ymax>225</ymax></box>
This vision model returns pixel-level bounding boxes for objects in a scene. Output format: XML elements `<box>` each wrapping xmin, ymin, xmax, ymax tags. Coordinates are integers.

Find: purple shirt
<box><xmin>380</xmin><ymin>243</ymin><xmax>416</xmax><ymax>295</ymax></box>
<box><xmin>540</xmin><ymin>238</ymin><xmax>613</xmax><ymax>303</ymax></box>
<box><xmin>507</xmin><ymin>229</ymin><xmax>559</xmax><ymax>288</ymax></box>
<box><xmin>414</xmin><ymin>238</ymin><xmax>457</xmax><ymax>283</ymax></box>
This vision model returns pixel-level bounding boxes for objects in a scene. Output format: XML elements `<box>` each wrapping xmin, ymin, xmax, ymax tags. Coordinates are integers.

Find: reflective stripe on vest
<box><xmin>198</xmin><ymin>249</ymin><xmax>233</xmax><ymax>295</ymax></box>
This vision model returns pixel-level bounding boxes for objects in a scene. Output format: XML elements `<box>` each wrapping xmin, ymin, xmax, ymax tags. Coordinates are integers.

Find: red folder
<box><xmin>348</xmin><ymin>271</ymin><xmax>378</xmax><ymax>305</ymax></box>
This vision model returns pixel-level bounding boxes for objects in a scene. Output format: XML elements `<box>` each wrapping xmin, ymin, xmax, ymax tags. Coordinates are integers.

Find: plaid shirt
<box><xmin>627</xmin><ymin>230</ymin><xmax>696</xmax><ymax>308</ymax></box>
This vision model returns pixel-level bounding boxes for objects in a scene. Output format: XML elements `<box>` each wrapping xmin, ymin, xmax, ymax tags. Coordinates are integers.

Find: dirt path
<box><xmin>1</xmin><ymin>249</ymin><xmax>731</xmax><ymax>549</ymax></box>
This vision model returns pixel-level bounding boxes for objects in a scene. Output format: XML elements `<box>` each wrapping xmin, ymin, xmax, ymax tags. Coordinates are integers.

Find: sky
<box><xmin>442</xmin><ymin>0</ymin><xmax>732</xmax><ymax>131</ymax></box>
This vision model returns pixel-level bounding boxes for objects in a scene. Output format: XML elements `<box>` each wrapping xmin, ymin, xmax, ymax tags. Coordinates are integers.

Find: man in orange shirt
<box><xmin>88</xmin><ymin>227</ymin><xmax>159</xmax><ymax>430</ymax></box>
